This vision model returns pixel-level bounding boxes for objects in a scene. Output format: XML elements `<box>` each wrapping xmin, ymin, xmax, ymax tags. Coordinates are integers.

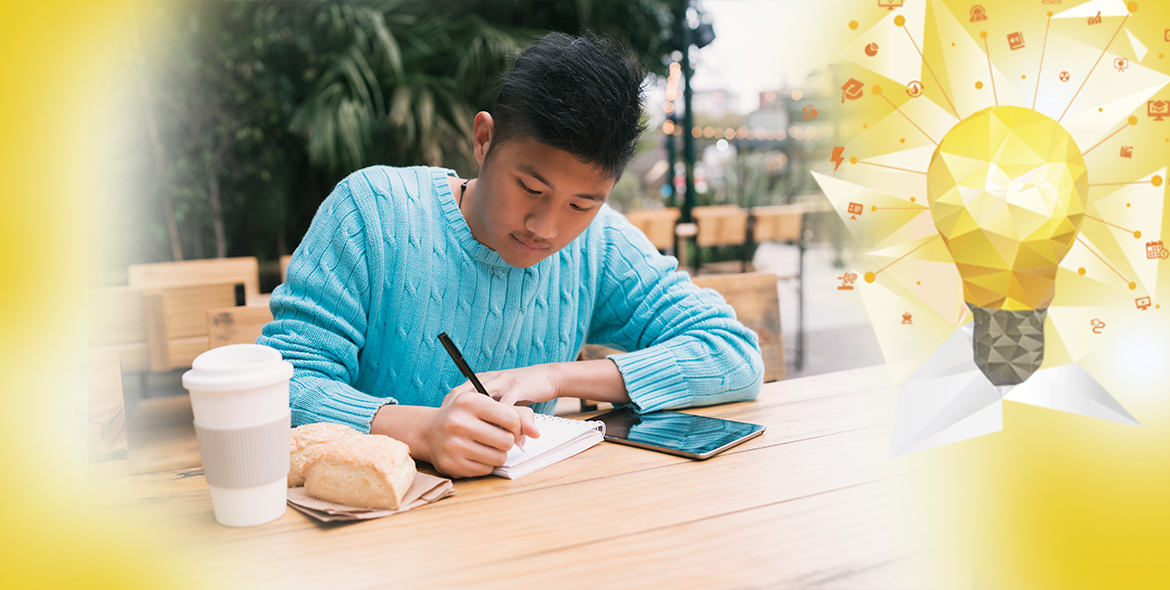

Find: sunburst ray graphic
<box><xmin>814</xmin><ymin>0</ymin><xmax>1168</xmax><ymax>456</ymax></box>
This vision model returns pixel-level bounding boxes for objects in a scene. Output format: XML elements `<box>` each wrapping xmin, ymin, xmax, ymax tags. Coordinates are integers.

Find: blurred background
<box><xmin>90</xmin><ymin>0</ymin><xmax>880</xmax><ymax>406</ymax></box>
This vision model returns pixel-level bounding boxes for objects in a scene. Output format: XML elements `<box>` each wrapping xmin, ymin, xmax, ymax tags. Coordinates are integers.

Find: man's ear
<box><xmin>473</xmin><ymin>112</ymin><xmax>493</xmax><ymax>166</ymax></box>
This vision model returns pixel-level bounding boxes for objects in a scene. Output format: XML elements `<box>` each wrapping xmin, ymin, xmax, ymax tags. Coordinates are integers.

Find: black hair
<box><xmin>488</xmin><ymin>32</ymin><xmax>647</xmax><ymax>178</ymax></box>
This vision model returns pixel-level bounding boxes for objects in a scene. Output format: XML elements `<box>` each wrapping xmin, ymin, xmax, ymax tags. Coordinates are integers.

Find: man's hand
<box><xmin>447</xmin><ymin>364</ymin><xmax>562</xmax><ymax>407</ymax></box>
<box><xmin>449</xmin><ymin>360</ymin><xmax>631</xmax><ymax>408</ymax></box>
<box><xmin>371</xmin><ymin>390</ymin><xmax>541</xmax><ymax>479</ymax></box>
<box><xmin>421</xmin><ymin>389</ymin><xmax>541</xmax><ymax>477</ymax></box>
<box><xmin>370</xmin><ymin>360</ymin><xmax>628</xmax><ymax>478</ymax></box>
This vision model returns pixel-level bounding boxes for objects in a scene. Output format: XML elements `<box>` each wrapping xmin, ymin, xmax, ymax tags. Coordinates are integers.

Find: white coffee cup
<box><xmin>182</xmin><ymin>344</ymin><xmax>294</xmax><ymax>527</ymax></box>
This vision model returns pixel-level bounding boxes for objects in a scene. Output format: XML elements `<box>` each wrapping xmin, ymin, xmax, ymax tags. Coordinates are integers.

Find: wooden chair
<box><xmin>692</xmin><ymin>206</ymin><xmax>749</xmax><ymax>247</ymax></box>
<box><xmin>89</xmin><ymin>286</ymin><xmax>151</xmax><ymax>373</ymax></box>
<box><xmin>88</xmin><ymin>348</ymin><xmax>130</xmax><ymax>479</ymax></box>
<box><xmin>207</xmin><ymin>305</ymin><xmax>274</xmax><ymax>349</ymax></box>
<box><xmin>750</xmin><ymin>205</ymin><xmax>804</xmax><ymax>244</ymax></box>
<box><xmin>692</xmin><ymin>205</ymin><xmax>751</xmax><ymax>272</ymax></box>
<box><xmin>91</xmin><ymin>282</ymin><xmax>245</xmax><ymax>373</ymax></box>
<box><xmin>692</xmin><ymin>272</ymin><xmax>785</xmax><ymax>383</ymax></box>
<box><xmin>625</xmin><ymin>208</ymin><xmax>681</xmax><ymax>252</ymax></box>
<box><xmin>144</xmin><ymin>282</ymin><xmax>246</xmax><ymax>372</ymax></box>
<box><xmin>578</xmin><ymin>271</ymin><xmax>785</xmax><ymax>411</ymax></box>
<box><xmin>87</xmin><ymin>346</ymin><xmax>204</xmax><ymax>476</ymax></box>
<box><xmin>128</xmin><ymin>256</ymin><xmax>261</xmax><ymax>299</ymax></box>
<box><xmin>279</xmin><ymin>254</ymin><xmax>292</xmax><ymax>284</ymax></box>
<box><xmin>750</xmin><ymin>205</ymin><xmax>810</xmax><ymax>370</ymax></box>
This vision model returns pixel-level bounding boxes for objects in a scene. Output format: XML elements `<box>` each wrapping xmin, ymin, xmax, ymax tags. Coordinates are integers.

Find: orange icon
<box><xmin>877</xmin><ymin>0</ymin><xmax>904</xmax><ymax>10</ymax></box>
<box><xmin>1091</xmin><ymin>319</ymin><xmax>1105</xmax><ymax>334</ymax></box>
<box><xmin>865</xmin><ymin>43</ymin><xmax>879</xmax><ymax>57</ymax></box>
<box><xmin>802</xmin><ymin>105</ymin><xmax>818</xmax><ymax>121</ymax></box>
<box><xmin>841</xmin><ymin>79</ymin><xmax>864</xmax><ymax>103</ymax></box>
<box><xmin>906</xmin><ymin>80</ymin><xmax>923</xmax><ymax>97</ymax></box>
<box><xmin>1088</xmin><ymin>11</ymin><xmax>1102</xmax><ymax>25</ymax></box>
<box><xmin>847</xmin><ymin>202</ymin><xmax>864</xmax><ymax>220</ymax></box>
<box><xmin>838</xmin><ymin>272</ymin><xmax>858</xmax><ymax>290</ymax></box>
<box><xmin>1059</xmin><ymin>71</ymin><xmax>1070</xmax><ymax>82</ymax></box>
<box><xmin>831</xmin><ymin>146</ymin><xmax>845</xmax><ymax>171</ymax></box>
<box><xmin>902</xmin><ymin>312</ymin><xmax>913</xmax><ymax>324</ymax></box>
<box><xmin>1007</xmin><ymin>32</ymin><xmax>1025</xmax><ymax>51</ymax></box>
<box><xmin>1120</xmin><ymin>146</ymin><xmax>1134</xmax><ymax>158</ymax></box>
<box><xmin>1115</xmin><ymin>57</ymin><xmax>1128</xmax><ymax>72</ymax></box>
<box><xmin>1136</xmin><ymin>296</ymin><xmax>1152</xmax><ymax>310</ymax></box>
<box><xmin>1146</xmin><ymin>241</ymin><xmax>1168</xmax><ymax>259</ymax></box>
<box><xmin>1149</xmin><ymin>100</ymin><xmax>1169</xmax><ymax>121</ymax></box>
<box><xmin>970</xmin><ymin>5</ymin><xmax>987</xmax><ymax>22</ymax></box>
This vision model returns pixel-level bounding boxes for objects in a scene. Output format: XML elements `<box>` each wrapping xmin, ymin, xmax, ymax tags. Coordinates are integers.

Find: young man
<box><xmin>259</xmin><ymin>33</ymin><xmax>763</xmax><ymax>478</ymax></box>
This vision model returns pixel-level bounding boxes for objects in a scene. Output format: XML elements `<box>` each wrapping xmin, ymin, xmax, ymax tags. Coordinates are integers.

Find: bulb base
<box><xmin>968</xmin><ymin>304</ymin><xmax>1047</xmax><ymax>386</ymax></box>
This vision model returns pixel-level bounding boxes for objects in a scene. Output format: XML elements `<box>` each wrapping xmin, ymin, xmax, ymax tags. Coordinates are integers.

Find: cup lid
<box><xmin>182</xmin><ymin>344</ymin><xmax>294</xmax><ymax>392</ymax></box>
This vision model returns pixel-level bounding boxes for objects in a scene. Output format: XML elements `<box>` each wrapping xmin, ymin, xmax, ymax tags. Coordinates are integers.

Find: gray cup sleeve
<box><xmin>194</xmin><ymin>412</ymin><xmax>291</xmax><ymax>488</ymax></box>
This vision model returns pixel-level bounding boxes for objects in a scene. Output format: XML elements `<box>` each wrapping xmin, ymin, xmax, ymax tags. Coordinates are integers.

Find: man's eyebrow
<box><xmin>518</xmin><ymin>164</ymin><xmax>606</xmax><ymax>202</ymax></box>
<box><xmin>518</xmin><ymin>164</ymin><xmax>553</xmax><ymax>190</ymax></box>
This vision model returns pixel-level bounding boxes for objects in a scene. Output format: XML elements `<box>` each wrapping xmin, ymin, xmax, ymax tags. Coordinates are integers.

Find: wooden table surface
<box><xmin>89</xmin><ymin>365</ymin><xmax>964</xmax><ymax>590</ymax></box>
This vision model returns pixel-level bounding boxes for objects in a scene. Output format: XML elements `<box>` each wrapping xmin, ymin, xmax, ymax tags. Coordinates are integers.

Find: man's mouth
<box><xmin>511</xmin><ymin>233</ymin><xmax>549</xmax><ymax>254</ymax></box>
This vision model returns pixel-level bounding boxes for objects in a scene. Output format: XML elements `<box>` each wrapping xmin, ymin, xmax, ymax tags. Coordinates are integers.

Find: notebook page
<box><xmin>495</xmin><ymin>414</ymin><xmax>605</xmax><ymax>478</ymax></box>
<box><xmin>501</xmin><ymin>414</ymin><xmax>596</xmax><ymax>465</ymax></box>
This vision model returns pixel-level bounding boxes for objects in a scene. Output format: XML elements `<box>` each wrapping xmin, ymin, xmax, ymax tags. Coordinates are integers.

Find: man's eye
<box><xmin>571</xmin><ymin>204</ymin><xmax>591</xmax><ymax>212</ymax></box>
<box><xmin>518</xmin><ymin>181</ymin><xmax>540</xmax><ymax>194</ymax></box>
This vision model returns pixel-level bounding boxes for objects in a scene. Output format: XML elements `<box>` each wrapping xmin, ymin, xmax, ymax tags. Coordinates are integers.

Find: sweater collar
<box><xmin>432</xmin><ymin>167</ymin><xmax>544</xmax><ymax>274</ymax></box>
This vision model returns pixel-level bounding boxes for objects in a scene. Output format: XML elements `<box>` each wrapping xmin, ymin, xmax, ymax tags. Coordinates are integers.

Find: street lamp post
<box><xmin>672</xmin><ymin>0</ymin><xmax>715</xmax><ymax>270</ymax></box>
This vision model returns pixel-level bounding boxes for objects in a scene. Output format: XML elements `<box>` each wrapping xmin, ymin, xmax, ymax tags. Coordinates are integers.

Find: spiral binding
<box><xmin>535</xmin><ymin>413</ymin><xmax>604</xmax><ymax>429</ymax></box>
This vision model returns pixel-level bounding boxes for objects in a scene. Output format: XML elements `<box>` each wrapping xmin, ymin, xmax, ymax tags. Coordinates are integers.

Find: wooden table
<box><xmin>89</xmin><ymin>366</ymin><xmax>964</xmax><ymax>589</ymax></box>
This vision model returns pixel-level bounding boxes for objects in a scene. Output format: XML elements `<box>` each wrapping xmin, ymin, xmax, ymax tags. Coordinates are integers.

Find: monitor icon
<box><xmin>1149</xmin><ymin>100</ymin><xmax>1169</xmax><ymax>121</ymax></box>
<box><xmin>847</xmin><ymin>202</ymin><xmax>864</xmax><ymax>219</ymax></box>
<box><xmin>878</xmin><ymin>0</ymin><xmax>905</xmax><ymax>10</ymax></box>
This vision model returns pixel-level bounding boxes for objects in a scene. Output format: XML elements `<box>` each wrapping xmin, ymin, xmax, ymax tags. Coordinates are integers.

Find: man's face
<box><xmin>472</xmin><ymin>115</ymin><xmax>617</xmax><ymax>269</ymax></box>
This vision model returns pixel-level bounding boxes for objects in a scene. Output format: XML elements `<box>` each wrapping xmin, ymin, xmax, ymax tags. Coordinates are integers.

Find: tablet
<box><xmin>591</xmin><ymin>407</ymin><xmax>765</xmax><ymax>460</ymax></box>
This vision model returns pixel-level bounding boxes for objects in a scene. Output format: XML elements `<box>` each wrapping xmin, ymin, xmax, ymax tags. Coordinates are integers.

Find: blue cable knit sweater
<box><xmin>258</xmin><ymin>166</ymin><xmax>763</xmax><ymax>432</ymax></box>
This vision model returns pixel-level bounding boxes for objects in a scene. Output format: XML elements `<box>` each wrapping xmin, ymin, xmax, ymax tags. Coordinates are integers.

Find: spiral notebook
<box><xmin>494</xmin><ymin>414</ymin><xmax>606</xmax><ymax>479</ymax></box>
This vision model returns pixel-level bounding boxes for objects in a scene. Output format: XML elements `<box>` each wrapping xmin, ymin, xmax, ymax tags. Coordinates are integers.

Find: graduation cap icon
<box><xmin>841</xmin><ymin>78</ymin><xmax>864</xmax><ymax>103</ymax></box>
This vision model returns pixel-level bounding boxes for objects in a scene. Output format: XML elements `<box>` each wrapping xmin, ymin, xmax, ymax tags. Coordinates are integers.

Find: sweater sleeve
<box><xmin>587</xmin><ymin>210</ymin><xmax>764</xmax><ymax>413</ymax></box>
<box><xmin>256</xmin><ymin>179</ymin><xmax>391</xmax><ymax>433</ymax></box>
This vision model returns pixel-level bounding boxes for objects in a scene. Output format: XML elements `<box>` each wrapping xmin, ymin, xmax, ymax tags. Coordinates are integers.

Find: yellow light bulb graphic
<box><xmin>927</xmin><ymin>106</ymin><xmax>1089</xmax><ymax>385</ymax></box>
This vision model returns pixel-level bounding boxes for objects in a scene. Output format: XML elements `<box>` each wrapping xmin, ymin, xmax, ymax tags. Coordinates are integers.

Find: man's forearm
<box><xmin>553</xmin><ymin>359</ymin><xmax>630</xmax><ymax>404</ymax></box>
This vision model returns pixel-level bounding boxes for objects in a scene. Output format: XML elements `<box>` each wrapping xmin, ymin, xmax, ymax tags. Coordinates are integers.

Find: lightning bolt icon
<box><xmin>831</xmin><ymin>146</ymin><xmax>845</xmax><ymax>172</ymax></box>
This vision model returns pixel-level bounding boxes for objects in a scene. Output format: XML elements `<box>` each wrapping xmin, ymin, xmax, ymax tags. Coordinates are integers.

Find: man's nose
<box><xmin>526</xmin><ymin>205</ymin><xmax>558</xmax><ymax>240</ymax></box>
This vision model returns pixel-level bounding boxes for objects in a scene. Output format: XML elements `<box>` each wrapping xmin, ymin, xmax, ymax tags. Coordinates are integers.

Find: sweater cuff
<box><xmin>608</xmin><ymin>346</ymin><xmax>689</xmax><ymax>414</ymax></box>
<box><xmin>291</xmin><ymin>378</ymin><xmax>398</xmax><ymax>434</ymax></box>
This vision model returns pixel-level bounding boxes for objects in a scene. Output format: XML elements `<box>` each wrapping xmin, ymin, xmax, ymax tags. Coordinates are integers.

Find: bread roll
<box><xmin>288</xmin><ymin>422</ymin><xmax>360</xmax><ymax>487</ymax></box>
<box><xmin>303</xmin><ymin>435</ymin><xmax>416</xmax><ymax>510</ymax></box>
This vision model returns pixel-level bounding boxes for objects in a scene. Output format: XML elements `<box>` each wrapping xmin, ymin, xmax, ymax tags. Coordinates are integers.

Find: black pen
<box><xmin>437</xmin><ymin>332</ymin><xmax>527</xmax><ymax>450</ymax></box>
<box><xmin>438</xmin><ymin>332</ymin><xmax>491</xmax><ymax>397</ymax></box>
